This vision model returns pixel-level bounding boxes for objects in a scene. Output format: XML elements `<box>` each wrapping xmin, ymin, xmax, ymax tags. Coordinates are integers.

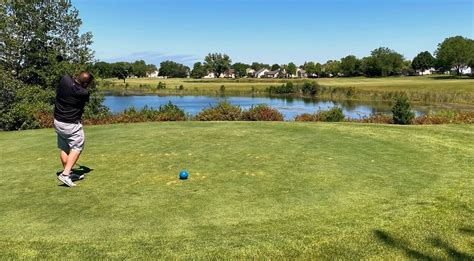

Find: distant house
<box><xmin>246</xmin><ymin>68</ymin><xmax>256</xmax><ymax>77</ymax></box>
<box><xmin>454</xmin><ymin>66</ymin><xmax>472</xmax><ymax>75</ymax></box>
<box><xmin>264</xmin><ymin>69</ymin><xmax>280</xmax><ymax>78</ymax></box>
<box><xmin>296</xmin><ymin>68</ymin><xmax>307</xmax><ymax>78</ymax></box>
<box><xmin>255</xmin><ymin>68</ymin><xmax>270</xmax><ymax>78</ymax></box>
<box><xmin>146</xmin><ymin>70</ymin><xmax>160</xmax><ymax>78</ymax></box>
<box><xmin>203</xmin><ymin>69</ymin><xmax>236</xmax><ymax>79</ymax></box>
<box><xmin>416</xmin><ymin>68</ymin><xmax>435</xmax><ymax>76</ymax></box>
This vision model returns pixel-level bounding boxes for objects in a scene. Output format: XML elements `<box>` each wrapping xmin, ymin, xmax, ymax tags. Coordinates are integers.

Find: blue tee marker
<box><xmin>179</xmin><ymin>170</ymin><xmax>189</xmax><ymax>180</ymax></box>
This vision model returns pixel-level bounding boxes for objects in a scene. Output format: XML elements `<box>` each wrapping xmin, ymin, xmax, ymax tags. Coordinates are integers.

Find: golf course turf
<box><xmin>0</xmin><ymin>122</ymin><xmax>473</xmax><ymax>259</ymax></box>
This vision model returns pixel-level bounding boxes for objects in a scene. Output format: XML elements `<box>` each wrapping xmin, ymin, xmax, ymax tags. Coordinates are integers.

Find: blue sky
<box><xmin>73</xmin><ymin>0</ymin><xmax>473</xmax><ymax>66</ymax></box>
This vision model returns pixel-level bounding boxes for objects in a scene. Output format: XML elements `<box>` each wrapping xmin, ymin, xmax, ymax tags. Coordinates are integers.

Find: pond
<box><xmin>103</xmin><ymin>95</ymin><xmax>441</xmax><ymax>120</ymax></box>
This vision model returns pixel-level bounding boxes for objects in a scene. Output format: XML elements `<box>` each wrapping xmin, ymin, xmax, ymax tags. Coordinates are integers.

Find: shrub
<box><xmin>301</xmin><ymin>81</ymin><xmax>318</xmax><ymax>96</ymax></box>
<box><xmin>220</xmin><ymin>85</ymin><xmax>225</xmax><ymax>92</ymax></box>
<box><xmin>179</xmin><ymin>85</ymin><xmax>184</xmax><ymax>90</ymax></box>
<box><xmin>319</xmin><ymin>107</ymin><xmax>345</xmax><ymax>122</ymax></box>
<box><xmin>241</xmin><ymin>104</ymin><xmax>284</xmax><ymax>121</ymax></box>
<box><xmin>413</xmin><ymin>110</ymin><xmax>474</xmax><ymax>124</ymax></box>
<box><xmin>392</xmin><ymin>95</ymin><xmax>415</xmax><ymax>124</ymax></box>
<box><xmin>157</xmin><ymin>81</ymin><xmax>166</xmax><ymax>89</ymax></box>
<box><xmin>196</xmin><ymin>101</ymin><xmax>242</xmax><ymax>121</ymax></box>
<box><xmin>0</xmin><ymin>79</ymin><xmax>55</xmax><ymax>130</ymax></box>
<box><xmin>348</xmin><ymin>114</ymin><xmax>393</xmax><ymax>124</ymax></box>
<box><xmin>267</xmin><ymin>82</ymin><xmax>295</xmax><ymax>94</ymax></box>
<box><xmin>157</xmin><ymin>101</ymin><xmax>186</xmax><ymax>121</ymax></box>
<box><xmin>294</xmin><ymin>107</ymin><xmax>345</xmax><ymax>122</ymax></box>
<box><xmin>294</xmin><ymin>113</ymin><xmax>316</xmax><ymax>122</ymax></box>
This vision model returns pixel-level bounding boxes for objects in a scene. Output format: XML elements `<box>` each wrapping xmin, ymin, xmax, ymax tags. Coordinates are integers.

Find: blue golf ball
<box><xmin>179</xmin><ymin>170</ymin><xmax>189</xmax><ymax>180</ymax></box>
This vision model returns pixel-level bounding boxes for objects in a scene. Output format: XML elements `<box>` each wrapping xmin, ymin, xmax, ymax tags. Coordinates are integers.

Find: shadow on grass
<box><xmin>56</xmin><ymin>165</ymin><xmax>94</xmax><ymax>176</ymax></box>
<box><xmin>373</xmin><ymin>229</ymin><xmax>473</xmax><ymax>260</ymax></box>
<box><xmin>56</xmin><ymin>165</ymin><xmax>94</xmax><ymax>186</ymax></box>
<box><xmin>430</xmin><ymin>75</ymin><xmax>474</xmax><ymax>80</ymax></box>
<box><xmin>373</xmin><ymin>230</ymin><xmax>433</xmax><ymax>260</ymax></box>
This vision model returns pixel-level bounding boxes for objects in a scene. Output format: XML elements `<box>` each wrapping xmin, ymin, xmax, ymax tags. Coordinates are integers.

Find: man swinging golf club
<box><xmin>54</xmin><ymin>72</ymin><xmax>93</xmax><ymax>187</ymax></box>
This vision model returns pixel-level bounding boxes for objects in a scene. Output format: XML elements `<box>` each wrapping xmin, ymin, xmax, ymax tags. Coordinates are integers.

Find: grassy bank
<box><xmin>0</xmin><ymin>122</ymin><xmax>473</xmax><ymax>259</ymax></box>
<box><xmin>98</xmin><ymin>75</ymin><xmax>474</xmax><ymax>104</ymax></box>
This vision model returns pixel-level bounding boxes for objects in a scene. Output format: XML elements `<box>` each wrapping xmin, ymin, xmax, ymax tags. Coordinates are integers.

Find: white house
<box><xmin>457</xmin><ymin>66</ymin><xmax>472</xmax><ymax>75</ymax></box>
<box><xmin>246</xmin><ymin>68</ymin><xmax>256</xmax><ymax>77</ymax></box>
<box><xmin>203</xmin><ymin>69</ymin><xmax>236</xmax><ymax>79</ymax></box>
<box><xmin>264</xmin><ymin>69</ymin><xmax>280</xmax><ymax>78</ymax></box>
<box><xmin>416</xmin><ymin>68</ymin><xmax>435</xmax><ymax>76</ymax></box>
<box><xmin>255</xmin><ymin>68</ymin><xmax>270</xmax><ymax>78</ymax></box>
<box><xmin>296</xmin><ymin>68</ymin><xmax>307</xmax><ymax>78</ymax></box>
<box><xmin>146</xmin><ymin>70</ymin><xmax>160</xmax><ymax>78</ymax></box>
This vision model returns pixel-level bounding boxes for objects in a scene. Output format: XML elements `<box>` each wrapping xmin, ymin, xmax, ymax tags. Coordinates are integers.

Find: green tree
<box><xmin>287</xmin><ymin>62</ymin><xmax>297</xmax><ymax>77</ymax></box>
<box><xmin>159</xmin><ymin>61</ymin><xmax>189</xmax><ymax>78</ymax></box>
<box><xmin>361</xmin><ymin>47</ymin><xmax>404</xmax><ymax>77</ymax></box>
<box><xmin>0</xmin><ymin>1</ymin><xmax>93</xmax><ymax>88</ymax></box>
<box><xmin>303</xmin><ymin>62</ymin><xmax>317</xmax><ymax>76</ymax></box>
<box><xmin>412</xmin><ymin>51</ymin><xmax>435</xmax><ymax>75</ymax></box>
<box><xmin>93</xmin><ymin>61</ymin><xmax>114</xmax><ymax>78</ymax></box>
<box><xmin>112</xmin><ymin>62</ymin><xmax>132</xmax><ymax>82</ymax></box>
<box><xmin>392</xmin><ymin>95</ymin><xmax>415</xmax><ymax>125</ymax></box>
<box><xmin>340</xmin><ymin>55</ymin><xmax>360</xmax><ymax>77</ymax></box>
<box><xmin>145</xmin><ymin>64</ymin><xmax>158</xmax><ymax>75</ymax></box>
<box><xmin>435</xmin><ymin>36</ymin><xmax>474</xmax><ymax>75</ymax></box>
<box><xmin>204</xmin><ymin>53</ymin><xmax>232</xmax><ymax>78</ymax></box>
<box><xmin>271</xmin><ymin>64</ymin><xmax>280</xmax><ymax>71</ymax></box>
<box><xmin>250</xmin><ymin>62</ymin><xmax>270</xmax><ymax>71</ymax></box>
<box><xmin>0</xmin><ymin>1</ymin><xmax>105</xmax><ymax>130</ymax></box>
<box><xmin>232</xmin><ymin>63</ymin><xmax>249</xmax><ymax>78</ymax></box>
<box><xmin>131</xmin><ymin>60</ymin><xmax>147</xmax><ymax>77</ymax></box>
<box><xmin>190</xmin><ymin>62</ymin><xmax>206</xmax><ymax>78</ymax></box>
<box><xmin>323</xmin><ymin>60</ymin><xmax>341</xmax><ymax>76</ymax></box>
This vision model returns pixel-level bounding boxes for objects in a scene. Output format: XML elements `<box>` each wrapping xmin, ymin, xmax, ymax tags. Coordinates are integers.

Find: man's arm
<box><xmin>71</xmin><ymin>85</ymin><xmax>90</xmax><ymax>102</ymax></box>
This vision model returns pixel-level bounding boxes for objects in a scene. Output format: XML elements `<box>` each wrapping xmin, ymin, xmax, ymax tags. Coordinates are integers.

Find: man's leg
<box><xmin>60</xmin><ymin>150</ymin><xmax>68</xmax><ymax>168</ymax></box>
<box><xmin>62</xmin><ymin>149</ymin><xmax>81</xmax><ymax>176</ymax></box>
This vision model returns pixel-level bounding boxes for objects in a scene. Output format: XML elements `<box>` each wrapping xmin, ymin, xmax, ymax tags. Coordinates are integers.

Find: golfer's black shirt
<box><xmin>54</xmin><ymin>75</ymin><xmax>90</xmax><ymax>123</ymax></box>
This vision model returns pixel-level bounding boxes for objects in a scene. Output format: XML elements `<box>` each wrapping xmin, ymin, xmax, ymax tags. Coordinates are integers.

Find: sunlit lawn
<box><xmin>0</xmin><ymin>122</ymin><xmax>473</xmax><ymax>259</ymax></box>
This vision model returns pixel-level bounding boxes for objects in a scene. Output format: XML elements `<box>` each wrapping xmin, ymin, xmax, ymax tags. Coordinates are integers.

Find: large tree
<box><xmin>159</xmin><ymin>60</ymin><xmax>189</xmax><ymax>78</ymax></box>
<box><xmin>112</xmin><ymin>62</ymin><xmax>132</xmax><ymax>82</ymax></box>
<box><xmin>435</xmin><ymin>36</ymin><xmax>474</xmax><ymax>75</ymax></box>
<box><xmin>131</xmin><ymin>60</ymin><xmax>147</xmax><ymax>77</ymax></box>
<box><xmin>411</xmin><ymin>51</ymin><xmax>435</xmax><ymax>75</ymax></box>
<box><xmin>323</xmin><ymin>60</ymin><xmax>341</xmax><ymax>76</ymax></box>
<box><xmin>232</xmin><ymin>62</ymin><xmax>249</xmax><ymax>78</ymax></box>
<box><xmin>190</xmin><ymin>62</ymin><xmax>206</xmax><ymax>78</ymax></box>
<box><xmin>250</xmin><ymin>62</ymin><xmax>270</xmax><ymax>71</ymax></box>
<box><xmin>271</xmin><ymin>64</ymin><xmax>280</xmax><ymax>71</ymax></box>
<box><xmin>204</xmin><ymin>53</ymin><xmax>232</xmax><ymax>78</ymax></box>
<box><xmin>287</xmin><ymin>62</ymin><xmax>297</xmax><ymax>77</ymax></box>
<box><xmin>340</xmin><ymin>55</ymin><xmax>360</xmax><ymax>76</ymax></box>
<box><xmin>361</xmin><ymin>47</ymin><xmax>404</xmax><ymax>77</ymax></box>
<box><xmin>0</xmin><ymin>0</ymin><xmax>94</xmax><ymax>88</ymax></box>
<box><xmin>303</xmin><ymin>62</ymin><xmax>319</xmax><ymax>77</ymax></box>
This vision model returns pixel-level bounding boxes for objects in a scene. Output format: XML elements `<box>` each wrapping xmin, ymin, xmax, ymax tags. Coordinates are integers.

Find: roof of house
<box><xmin>256</xmin><ymin>68</ymin><xmax>269</xmax><ymax>74</ymax></box>
<box><xmin>266</xmin><ymin>69</ymin><xmax>280</xmax><ymax>75</ymax></box>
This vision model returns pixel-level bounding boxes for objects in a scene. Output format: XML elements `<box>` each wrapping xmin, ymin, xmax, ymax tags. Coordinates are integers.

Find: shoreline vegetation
<box><xmin>97</xmin><ymin>75</ymin><xmax>474</xmax><ymax>105</ymax></box>
<box><xmin>33</xmin><ymin>101</ymin><xmax>474</xmax><ymax>129</ymax></box>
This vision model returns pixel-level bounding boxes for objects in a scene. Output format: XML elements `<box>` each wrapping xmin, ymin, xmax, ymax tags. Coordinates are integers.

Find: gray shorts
<box><xmin>54</xmin><ymin>119</ymin><xmax>85</xmax><ymax>153</ymax></box>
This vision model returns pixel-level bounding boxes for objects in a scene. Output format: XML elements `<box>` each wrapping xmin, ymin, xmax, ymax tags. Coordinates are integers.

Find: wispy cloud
<box><xmin>99</xmin><ymin>51</ymin><xmax>200</xmax><ymax>66</ymax></box>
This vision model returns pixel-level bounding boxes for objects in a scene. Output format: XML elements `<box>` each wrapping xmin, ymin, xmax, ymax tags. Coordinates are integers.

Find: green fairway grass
<box><xmin>0</xmin><ymin>122</ymin><xmax>473</xmax><ymax>259</ymax></box>
<box><xmin>99</xmin><ymin>76</ymin><xmax>474</xmax><ymax>104</ymax></box>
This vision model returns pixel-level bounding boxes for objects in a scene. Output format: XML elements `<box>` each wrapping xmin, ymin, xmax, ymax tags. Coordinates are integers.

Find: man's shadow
<box><xmin>56</xmin><ymin>165</ymin><xmax>94</xmax><ymax>185</ymax></box>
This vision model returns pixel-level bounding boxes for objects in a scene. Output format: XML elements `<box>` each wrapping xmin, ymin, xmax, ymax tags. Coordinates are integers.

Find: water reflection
<box><xmin>103</xmin><ymin>95</ymin><xmax>438</xmax><ymax>120</ymax></box>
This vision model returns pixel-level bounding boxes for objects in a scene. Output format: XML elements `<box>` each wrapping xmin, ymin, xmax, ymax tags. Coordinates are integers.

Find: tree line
<box><xmin>90</xmin><ymin>36</ymin><xmax>474</xmax><ymax>80</ymax></box>
<box><xmin>188</xmin><ymin>36</ymin><xmax>473</xmax><ymax>78</ymax></box>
